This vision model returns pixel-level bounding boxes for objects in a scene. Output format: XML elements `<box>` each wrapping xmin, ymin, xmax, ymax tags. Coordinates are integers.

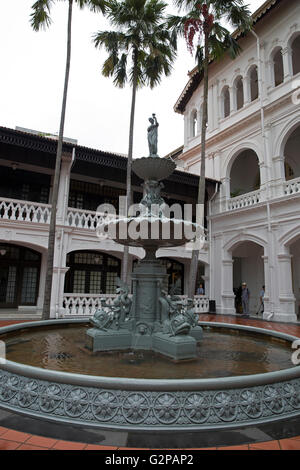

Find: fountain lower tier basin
<box><xmin>98</xmin><ymin>217</ymin><xmax>201</xmax><ymax>248</ymax></box>
<box><xmin>1</xmin><ymin>319</ymin><xmax>300</xmax><ymax>431</ymax></box>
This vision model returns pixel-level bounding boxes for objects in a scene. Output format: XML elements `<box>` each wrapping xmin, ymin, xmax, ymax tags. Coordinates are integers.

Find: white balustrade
<box><xmin>62</xmin><ymin>293</ymin><xmax>210</xmax><ymax>316</ymax></box>
<box><xmin>193</xmin><ymin>295</ymin><xmax>210</xmax><ymax>313</ymax></box>
<box><xmin>63</xmin><ymin>294</ymin><xmax>120</xmax><ymax>316</ymax></box>
<box><xmin>284</xmin><ymin>177</ymin><xmax>300</xmax><ymax>196</ymax></box>
<box><xmin>0</xmin><ymin>197</ymin><xmax>51</xmax><ymax>224</ymax></box>
<box><xmin>66</xmin><ymin>208</ymin><xmax>117</xmax><ymax>230</ymax></box>
<box><xmin>227</xmin><ymin>190</ymin><xmax>262</xmax><ymax>211</ymax></box>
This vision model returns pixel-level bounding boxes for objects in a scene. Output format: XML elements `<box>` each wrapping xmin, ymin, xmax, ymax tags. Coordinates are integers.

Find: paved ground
<box><xmin>1</xmin><ymin>315</ymin><xmax>300</xmax><ymax>451</ymax></box>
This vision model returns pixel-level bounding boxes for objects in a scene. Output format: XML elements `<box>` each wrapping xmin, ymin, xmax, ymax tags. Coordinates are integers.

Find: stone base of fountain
<box><xmin>86</xmin><ymin>255</ymin><xmax>203</xmax><ymax>360</ymax></box>
<box><xmin>152</xmin><ymin>332</ymin><xmax>197</xmax><ymax>361</ymax></box>
<box><xmin>86</xmin><ymin>328</ymin><xmax>132</xmax><ymax>351</ymax></box>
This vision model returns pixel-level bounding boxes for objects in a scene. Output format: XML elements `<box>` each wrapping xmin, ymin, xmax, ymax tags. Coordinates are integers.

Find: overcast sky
<box><xmin>0</xmin><ymin>0</ymin><xmax>263</xmax><ymax>160</ymax></box>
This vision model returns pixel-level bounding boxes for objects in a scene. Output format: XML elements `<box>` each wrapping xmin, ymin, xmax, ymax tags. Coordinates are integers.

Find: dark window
<box><xmin>250</xmin><ymin>67</ymin><xmax>259</xmax><ymax>101</ymax></box>
<box><xmin>223</xmin><ymin>87</ymin><xmax>230</xmax><ymax>118</ymax></box>
<box><xmin>65</xmin><ymin>251</ymin><xmax>121</xmax><ymax>295</ymax></box>
<box><xmin>235</xmin><ymin>77</ymin><xmax>244</xmax><ymax>110</ymax></box>
<box><xmin>0</xmin><ymin>244</ymin><xmax>41</xmax><ymax>308</ymax></box>
<box><xmin>0</xmin><ymin>166</ymin><xmax>50</xmax><ymax>204</ymax></box>
<box><xmin>273</xmin><ymin>49</ymin><xmax>284</xmax><ymax>86</ymax></box>
<box><xmin>292</xmin><ymin>36</ymin><xmax>300</xmax><ymax>76</ymax></box>
<box><xmin>68</xmin><ymin>180</ymin><xmax>126</xmax><ymax>212</ymax></box>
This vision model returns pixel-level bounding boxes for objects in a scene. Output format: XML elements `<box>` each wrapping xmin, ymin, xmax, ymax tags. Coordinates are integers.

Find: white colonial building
<box><xmin>174</xmin><ymin>0</ymin><xmax>300</xmax><ymax>322</ymax></box>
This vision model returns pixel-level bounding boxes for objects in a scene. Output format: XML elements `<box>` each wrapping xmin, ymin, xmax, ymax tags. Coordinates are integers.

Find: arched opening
<box><xmin>231</xmin><ymin>241</ymin><xmax>265</xmax><ymax>315</ymax></box>
<box><xmin>191</xmin><ymin>110</ymin><xmax>197</xmax><ymax>138</ymax></box>
<box><xmin>234</xmin><ymin>76</ymin><xmax>244</xmax><ymax>110</ymax></box>
<box><xmin>222</xmin><ymin>86</ymin><xmax>230</xmax><ymax>118</ymax></box>
<box><xmin>290</xmin><ymin>237</ymin><xmax>300</xmax><ymax>318</ymax></box>
<box><xmin>230</xmin><ymin>149</ymin><xmax>261</xmax><ymax>197</ymax></box>
<box><xmin>0</xmin><ymin>244</ymin><xmax>41</xmax><ymax>309</ymax></box>
<box><xmin>272</xmin><ymin>48</ymin><xmax>284</xmax><ymax>87</ymax></box>
<box><xmin>249</xmin><ymin>66</ymin><xmax>259</xmax><ymax>101</ymax></box>
<box><xmin>291</xmin><ymin>35</ymin><xmax>300</xmax><ymax>76</ymax></box>
<box><xmin>284</xmin><ymin>124</ymin><xmax>300</xmax><ymax>180</ymax></box>
<box><xmin>64</xmin><ymin>251</ymin><xmax>121</xmax><ymax>295</ymax></box>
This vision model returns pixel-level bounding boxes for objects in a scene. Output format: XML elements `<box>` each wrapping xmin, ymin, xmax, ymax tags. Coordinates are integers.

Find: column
<box><xmin>282</xmin><ymin>47</ymin><xmax>292</xmax><ymax>82</ymax></box>
<box><xmin>50</xmin><ymin>230</ymin><xmax>69</xmax><ymax>318</ymax></box>
<box><xmin>271</xmin><ymin>155</ymin><xmax>285</xmax><ymax>197</ymax></box>
<box><xmin>221</xmin><ymin>253</ymin><xmax>235</xmax><ymax>315</ymax></box>
<box><xmin>197</xmin><ymin>106</ymin><xmax>202</xmax><ymax>135</ymax></box>
<box><xmin>184</xmin><ymin>115</ymin><xmax>189</xmax><ymax>147</ymax></box>
<box><xmin>219</xmin><ymin>176</ymin><xmax>230</xmax><ymax>212</ymax></box>
<box><xmin>229</xmin><ymin>87</ymin><xmax>235</xmax><ymax>112</ymax></box>
<box><xmin>262</xmin><ymin>255</ymin><xmax>272</xmax><ymax>319</ymax></box>
<box><xmin>277</xmin><ymin>250</ymin><xmax>297</xmax><ymax>322</ymax></box>
<box><xmin>259</xmin><ymin>160</ymin><xmax>268</xmax><ymax>200</ymax></box>
<box><xmin>202</xmin><ymin>263</ymin><xmax>210</xmax><ymax>298</ymax></box>
<box><xmin>244</xmin><ymin>74</ymin><xmax>251</xmax><ymax>105</ymax></box>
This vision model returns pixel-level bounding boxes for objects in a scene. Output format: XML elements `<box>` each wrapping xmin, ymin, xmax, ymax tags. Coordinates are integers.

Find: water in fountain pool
<box><xmin>2</xmin><ymin>323</ymin><xmax>296</xmax><ymax>379</ymax></box>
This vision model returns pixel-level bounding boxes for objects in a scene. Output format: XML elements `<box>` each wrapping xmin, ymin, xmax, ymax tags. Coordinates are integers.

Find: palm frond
<box><xmin>113</xmin><ymin>53</ymin><xmax>128</xmax><ymax>87</ymax></box>
<box><xmin>30</xmin><ymin>0</ymin><xmax>53</xmax><ymax>31</ymax></box>
<box><xmin>76</xmin><ymin>0</ymin><xmax>106</xmax><ymax>14</ymax></box>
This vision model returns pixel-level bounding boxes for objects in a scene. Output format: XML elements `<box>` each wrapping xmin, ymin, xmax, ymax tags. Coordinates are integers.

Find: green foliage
<box><xmin>30</xmin><ymin>0</ymin><xmax>106</xmax><ymax>31</ymax></box>
<box><xmin>167</xmin><ymin>0</ymin><xmax>252</xmax><ymax>70</ymax></box>
<box><xmin>94</xmin><ymin>0</ymin><xmax>176</xmax><ymax>89</ymax></box>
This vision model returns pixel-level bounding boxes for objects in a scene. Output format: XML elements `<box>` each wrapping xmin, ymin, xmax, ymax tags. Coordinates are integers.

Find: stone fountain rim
<box><xmin>0</xmin><ymin>319</ymin><xmax>299</xmax><ymax>391</ymax></box>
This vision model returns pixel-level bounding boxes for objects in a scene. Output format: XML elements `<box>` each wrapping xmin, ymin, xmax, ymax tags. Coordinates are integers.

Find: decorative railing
<box><xmin>62</xmin><ymin>293</ymin><xmax>210</xmax><ymax>316</ymax></box>
<box><xmin>284</xmin><ymin>177</ymin><xmax>300</xmax><ymax>196</ymax></box>
<box><xmin>66</xmin><ymin>208</ymin><xmax>117</xmax><ymax>230</ymax></box>
<box><xmin>227</xmin><ymin>190</ymin><xmax>262</xmax><ymax>211</ymax></box>
<box><xmin>62</xmin><ymin>294</ymin><xmax>121</xmax><ymax>316</ymax></box>
<box><xmin>0</xmin><ymin>197</ymin><xmax>51</xmax><ymax>224</ymax></box>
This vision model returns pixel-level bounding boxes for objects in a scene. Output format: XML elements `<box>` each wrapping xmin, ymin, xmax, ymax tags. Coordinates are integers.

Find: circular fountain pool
<box><xmin>0</xmin><ymin>319</ymin><xmax>300</xmax><ymax>431</ymax></box>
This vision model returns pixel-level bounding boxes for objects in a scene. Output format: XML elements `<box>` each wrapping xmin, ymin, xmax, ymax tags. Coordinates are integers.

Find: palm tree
<box><xmin>168</xmin><ymin>0</ymin><xmax>252</xmax><ymax>297</ymax></box>
<box><xmin>30</xmin><ymin>0</ymin><xmax>106</xmax><ymax>320</ymax></box>
<box><xmin>94</xmin><ymin>0</ymin><xmax>176</xmax><ymax>285</ymax></box>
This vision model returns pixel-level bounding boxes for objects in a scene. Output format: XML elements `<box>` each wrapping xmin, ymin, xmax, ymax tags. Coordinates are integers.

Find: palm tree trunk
<box><xmin>121</xmin><ymin>52</ymin><xmax>138</xmax><ymax>285</ymax></box>
<box><xmin>188</xmin><ymin>31</ymin><xmax>209</xmax><ymax>298</ymax></box>
<box><xmin>42</xmin><ymin>0</ymin><xmax>73</xmax><ymax>320</ymax></box>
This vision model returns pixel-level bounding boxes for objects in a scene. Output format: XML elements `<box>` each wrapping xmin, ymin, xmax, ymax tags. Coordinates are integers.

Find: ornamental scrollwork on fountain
<box><xmin>122</xmin><ymin>393</ymin><xmax>150</xmax><ymax>424</ymax></box>
<box><xmin>90</xmin><ymin>278</ymin><xmax>132</xmax><ymax>331</ymax></box>
<box><xmin>159</xmin><ymin>281</ymin><xmax>199</xmax><ymax>337</ymax></box>
<box><xmin>92</xmin><ymin>391</ymin><xmax>119</xmax><ymax>421</ymax></box>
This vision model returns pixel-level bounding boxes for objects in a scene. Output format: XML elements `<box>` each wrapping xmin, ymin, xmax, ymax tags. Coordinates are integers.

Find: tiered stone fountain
<box><xmin>87</xmin><ymin>114</ymin><xmax>203</xmax><ymax>361</ymax></box>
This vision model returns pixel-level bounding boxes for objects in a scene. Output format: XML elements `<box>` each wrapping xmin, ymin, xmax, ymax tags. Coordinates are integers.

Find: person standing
<box><xmin>196</xmin><ymin>283</ymin><xmax>205</xmax><ymax>295</ymax></box>
<box><xmin>241</xmin><ymin>282</ymin><xmax>250</xmax><ymax>318</ymax></box>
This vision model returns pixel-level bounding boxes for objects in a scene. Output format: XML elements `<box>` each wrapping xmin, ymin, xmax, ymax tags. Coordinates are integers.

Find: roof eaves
<box><xmin>174</xmin><ymin>0</ymin><xmax>282</xmax><ymax>114</ymax></box>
